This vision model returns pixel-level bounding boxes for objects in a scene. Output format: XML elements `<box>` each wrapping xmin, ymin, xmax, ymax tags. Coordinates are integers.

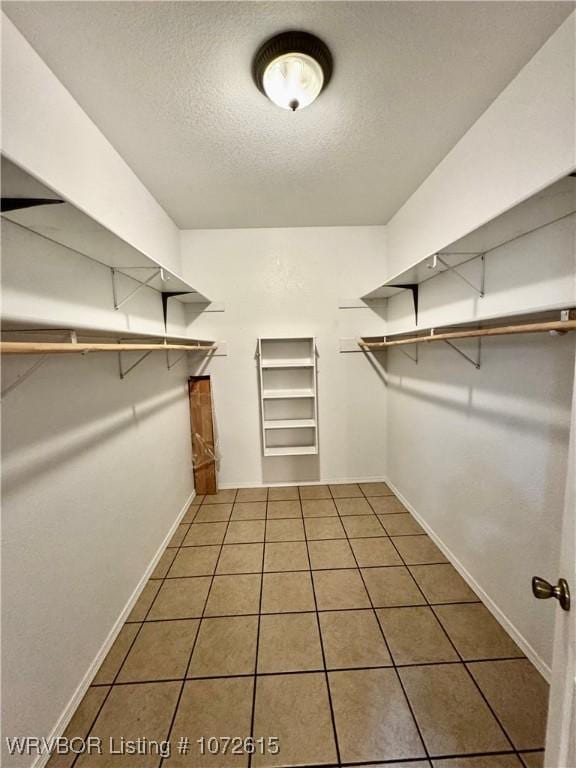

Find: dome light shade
<box><xmin>253</xmin><ymin>31</ymin><xmax>333</xmax><ymax>112</ymax></box>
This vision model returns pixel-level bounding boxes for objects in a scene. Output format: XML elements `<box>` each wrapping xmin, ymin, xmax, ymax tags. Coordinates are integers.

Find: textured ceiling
<box><xmin>3</xmin><ymin>2</ymin><xmax>572</xmax><ymax>229</ymax></box>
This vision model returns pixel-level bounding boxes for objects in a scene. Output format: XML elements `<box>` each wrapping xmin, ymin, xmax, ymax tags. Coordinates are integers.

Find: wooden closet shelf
<box><xmin>0</xmin><ymin>341</ymin><xmax>216</xmax><ymax>355</ymax></box>
<box><xmin>359</xmin><ymin>317</ymin><xmax>576</xmax><ymax>350</ymax></box>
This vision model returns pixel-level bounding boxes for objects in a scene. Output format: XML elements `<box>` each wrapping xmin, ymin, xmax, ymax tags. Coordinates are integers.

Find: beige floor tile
<box><xmin>266</xmin><ymin>500</ymin><xmax>302</xmax><ymax>519</ymax></box>
<box><xmin>188</xmin><ymin>616</ymin><xmax>258</xmax><ymax>677</ymax></box>
<box><xmin>168</xmin><ymin>524</ymin><xmax>190</xmax><ymax>548</ymax></box>
<box><xmin>181</xmin><ymin>506</ymin><xmax>198</xmax><ymax>524</ymax></box>
<box><xmin>258</xmin><ymin>613</ymin><xmax>323</xmax><ymax>672</ymax></box>
<box><xmin>304</xmin><ymin>516</ymin><xmax>346</xmax><ymax>540</ymax></box>
<box><xmin>329</xmin><ymin>668</ymin><xmax>425</xmax><ymax>763</ymax></box>
<box><xmin>148</xmin><ymin>577</ymin><xmax>211</xmax><ymax>620</ymax></box>
<box><xmin>263</xmin><ymin>541</ymin><xmax>310</xmax><ymax>572</ymax></box>
<box><xmin>362</xmin><ymin>566</ymin><xmax>426</xmax><ymax>607</ymax></box>
<box><xmin>231</xmin><ymin>501</ymin><xmax>266</xmax><ymax>520</ymax></box>
<box><xmin>302</xmin><ymin>499</ymin><xmax>338</xmax><ymax>517</ymax></box>
<box><xmin>392</xmin><ymin>535</ymin><xmax>449</xmax><ymax>565</ymax></box>
<box><xmin>350</xmin><ymin>537</ymin><xmax>402</xmax><ymax>567</ymax></box>
<box><xmin>127</xmin><ymin>581</ymin><xmax>161</xmax><ymax>622</ymax></box>
<box><xmin>370</xmin><ymin>496</ymin><xmax>408</xmax><ymax>514</ymax></box>
<box><xmin>236</xmin><ymin>487</ymin><xmax>268</xmax><ymax>502</ymax></box>
<box><xmin>183</xmin><ymin>523</ymin><xmax>227</xmax><ymax>547</ymax></box>
<box><xmin>93</xmin><ymin>624</ymin><xmax>141</xmax><ymax>684</ymax></box>
<box><xmin>253</xmin><ymin>673</ymin><xmax>337</xmax><ymax>767</ymax></box>
<box><xmin>400</xmin><ymin>664</ymin><xmax>510</xmax><ymax>755</ymax></box>
<box><xmin>410</xmin><ymin>564</ymin><xmax>478</xmax><ymax>604</ymax></box>
<box><xmin>268</xmin><ymin>486</ymin><xmax>299</xmax><ymax>501</ymax></box>
<box><xmin>117</xmin><ymin>620</ymin><xmax>199</xmax><ymax>682</ymax></box>
<box><xmin>342</xmin><ymin>515</ymin><xmax>386</xmax><ymax>538</ymax></box>
<box><xmin>362</xmin><ymin>764</ymin><xmax>431</xmax><ymax>768</ymax></box>
<box><xmin>519</xmin><ymin>752</ymin><xmax>544</xmax><ymax>768</ymax></box>
<box><xmin>47</xmin><ymin>687</ymin><xmax>110</xmax><ymax>768</ymax></box>
<box><xmin>193</xmin><ymin>504</ymin><xmax>233</xmax><ymax>523</ymax></box>
<box><xmin>203</xmin><ymin>488</ymin><xmax>238</xmax><ymax>504</ymax></box>
<box><xmin>76</xmin><ymin>682</ymin><xmax>180</xmax><ymax>767</ymax></box>
<box><xmin>433</xmin><ymin>757</ymin><xmax>522</xmax><ymax>768</ymax></box>
<box><xmin>308</xmin><ymin>539</ymin><xmax>356</xmax><ymax>569</ymax></box>
<box><xmin>204</xmin><ymin>574</ymin><xmax>261</xmax><ymax>616</ymax></box>
<box><xmin>191</xmin><ymin>494</ymin><xmax>205</xmax><ymax>506</ymax></box>
<box><xmin>265</xmin><ymin>518</ymin><xmax>305</xmax><ymax>542</ymax></box>
<box><xmin>364</xmin><ymin>764</ymin><xmax>432</xmax><ymax>768</ymax></box>
<box><xmin>216</xmin><ymin>543</ymin><xmax>263</xmax><ymax>574</ymax></box>
<box><xmin>377</xmin><ymin>607</ymin><xmax>458</xmax><ymax>665</ymax></box>
<box><xmin>434</xmin><ymin>604</ymin><xmax>523</xmax><ymax>660</ymax></box>
<box><xmin>319</xmin><ymin>609</ymin><xmax>391</xmax><ymax>669</ymax></box>
<box><xmin>168</xmin><ymin>677</ymin><xmax>253</xmax><ymax>767</ymax></box>
<box><xmin>335</xmin><ymin>497</ymin><xmax>373</xmax><ymax>516</ymax></box>
<box><xmin>379</xmin><ymin>513</ymin><xmax>424</xmax><ymax>535</ymax></box>
<box><xmin>313</xmin><ymin>569</ymin><xmax>370</xmax><ymax>610</ymax></box>
<box><xmin>151</xmin><ymin>549</ymin><xmax>177</xmax><ymax>579</ymax></box>
<box><xmin>329</xmin><ymin>483</ymin><xmax>362</xmax><ymax>498</ymax></box>
<box><xmin>261</xmin><ymin>571</ymin><xmax>315</xmax><ymax>613</ymax></box>
<box><xmin>467</xmin><ymin>659</ymin><xmax>549</xmax><ymax>750</ymax></box>
<box><xmin>299</xmin><ymin>484</ymin><xmax>331</xmax><ymax>499</ymax></box>
<box><xmin>167</xmin><ymin>546</ymin><xmax>220</xmax><ymax>577</ymax></box>
<box><xmin>359</xmin><ymin>481</ymin><xmax>394</xmax><ymax>496</ymax></box>
<box><xmin>224</xmin><ymin>520</ymin><xmax>265</xmax><ymax>544</ymax></box>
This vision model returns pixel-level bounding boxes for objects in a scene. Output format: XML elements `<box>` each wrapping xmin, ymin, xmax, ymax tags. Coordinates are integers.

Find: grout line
<box><xmin>247</xmin><ymin>492</ymin><xmax>268</xmax><ymax>768</ymax></box>
<box><xmin>124</xmin><ymin>600</ymin><xmax>486</xmax><ymax>625</ymax></box>
<box><xmin>334</xmin><ymin>496</ymin><xmax>432</xmax><ymax>764</ymax></box>
<box><xmin>69</xmin><ymin>494</ymin><xmax>210</xmax><ymax>768</ymax></box>
<box><xmin>89</xmin><ymin>654</ymin><xmax>529</xmax><ymax>686</ymax></box>
<box><xmin>158</xmin><ymin>559</ymin><xmax>453</xmax><ymax>580</ymax></box>
<box><xmin>384</xmin><ymin>522</ymin><xmax>521</xmax><ymax>756</ymax></box>
<box><xmin>158</xmin><ymin>487</ymin><xmax>240</xmax><ymax>767</ymax></box>
<box><xmin>301</xmin><ymin>491</ymin><xmax>343</xmax><ymax>766</ymax></box>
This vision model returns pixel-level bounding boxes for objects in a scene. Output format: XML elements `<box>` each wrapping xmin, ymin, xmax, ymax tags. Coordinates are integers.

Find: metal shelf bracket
<box><xmin>166</xmin><ymin>348</ymin><xmax>188</xmax><ymax>370</ymax></box>
<box><xmin>432</xmin><ymin>253</ymin><xmax>485</xmax><ymax>298</ymax></box>
<box><xmin>388</xmin><ymin>283</ymin><xmax>420</xmax><ymax>325</ymax></box>
<box><xmin>118</xmin><ymin>348</ymin><xmax>153</xmax><ymax>380</ymax></box>
<box><xmin>1</xmin><ymin>330</ymin><xmax>78</xmax><ymax>397</ymax></box>
<box><xmin>398</xmin><ymin>344</ymin><xmax>418</xmax><ymax>364</ymax></box>
<box><xmin>111</xmin><ymin>267</ymin><xmax>162</xmax><ymax>311</ymax></box>
<box><xmin>1</xmin><ymin>355</ymin><xmax>49</xmax><ymax>397</ymax></box>
<box><xmin>442</xmin><ymin>336</ymin><xmax>482</xmax><ymax>369</ymax></box>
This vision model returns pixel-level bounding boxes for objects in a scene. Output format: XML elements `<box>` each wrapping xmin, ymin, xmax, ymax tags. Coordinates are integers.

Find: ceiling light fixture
<box><xmin>253</xmin><ymin>31</ymin><xmax>333</xmax><ymax>112</ymax></box>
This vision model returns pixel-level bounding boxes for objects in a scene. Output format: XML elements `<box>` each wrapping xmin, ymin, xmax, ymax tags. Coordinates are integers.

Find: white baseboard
<box><xmin>385</xmin><ymin>478</ymin><xmax>552</xmax><ymax>683</ymax></box>
<box><xmin>217</xmin><ymin>476</ymin><xmax>389</xmax><ymax>489</ymax></box>
<box><xmin>32</xmin><ymin>488</ymin><xmax>197</xmax><ymax>768</ymax></box>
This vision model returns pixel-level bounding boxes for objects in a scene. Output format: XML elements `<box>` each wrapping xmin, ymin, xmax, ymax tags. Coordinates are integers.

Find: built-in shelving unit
<box><xmin>258</xmin><ymin>337</ymin><xmax>318</xmax><ymax>456</ymax></box>
<box><xmin>360</xmin><ymin>176</ymin><xmax>576</xmax><ymax>322</ymax></box>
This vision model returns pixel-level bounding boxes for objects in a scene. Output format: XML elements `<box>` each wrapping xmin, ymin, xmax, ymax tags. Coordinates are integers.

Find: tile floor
<box><xmin>51</xmin><ymin>483</ymin><xmax>549</xmax><ymax>768</ymax></box>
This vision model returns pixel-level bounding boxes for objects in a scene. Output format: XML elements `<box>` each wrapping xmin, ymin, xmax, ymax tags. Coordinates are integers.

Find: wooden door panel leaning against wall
<box><xmin>189</xmin><ymin>376</ymin><xmax>217</xmax><ymax>495</ymax></box>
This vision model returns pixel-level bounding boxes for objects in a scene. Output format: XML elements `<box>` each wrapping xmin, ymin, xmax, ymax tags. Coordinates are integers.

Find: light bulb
<box><xmin>262</xmin><ymin>52</ymin><xmax>324</xmax><ymax>111</ymax></box>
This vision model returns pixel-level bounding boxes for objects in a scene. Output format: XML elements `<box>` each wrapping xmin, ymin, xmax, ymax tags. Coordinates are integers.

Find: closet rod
<box><xmin>0</xmin><ymin>341</ymin><xmax>216</xmax><ymax>355</ymax></box>
<box><xmin>359</xmin><ymin>319</ymin><xmax>576</xmax><ymax>350</ymax></box>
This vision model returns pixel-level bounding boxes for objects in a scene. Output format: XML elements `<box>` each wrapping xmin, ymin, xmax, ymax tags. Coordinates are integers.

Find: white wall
<box><xmin>180</xmin><ymin>226</ymin><xmax>389</xmax><ymax>487</ymax></box>
<box><xmin>1</xmin><ymin>14</ymin><xmax>182</xmax><ymax>276</ymax></box>
<box><xmin>1</xmin><ymin>222</ymin><xmax>195</xmax><ymax>768</ymax></box>
<box><xmin>384</xmin><ymin>210</ymin><xmax>576</xmax><ymax>674</ymax></box>
<box><xmin>385</xmin><ymin>11</ymin><xmax>575</xmax><ymax>278</ymax></box>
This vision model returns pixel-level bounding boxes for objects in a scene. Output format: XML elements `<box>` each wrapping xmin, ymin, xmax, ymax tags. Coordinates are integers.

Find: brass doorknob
<box><xmin>532</xmin><ymin>576</ymin><xmax>570</xmax><ymax>611</ymax></box>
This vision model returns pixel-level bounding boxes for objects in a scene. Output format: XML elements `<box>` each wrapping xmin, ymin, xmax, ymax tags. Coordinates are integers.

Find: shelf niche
<box><xmin>258</xmin><ymin>337</ymin><xmax>318</xmax><ymax>457</ymax></box>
